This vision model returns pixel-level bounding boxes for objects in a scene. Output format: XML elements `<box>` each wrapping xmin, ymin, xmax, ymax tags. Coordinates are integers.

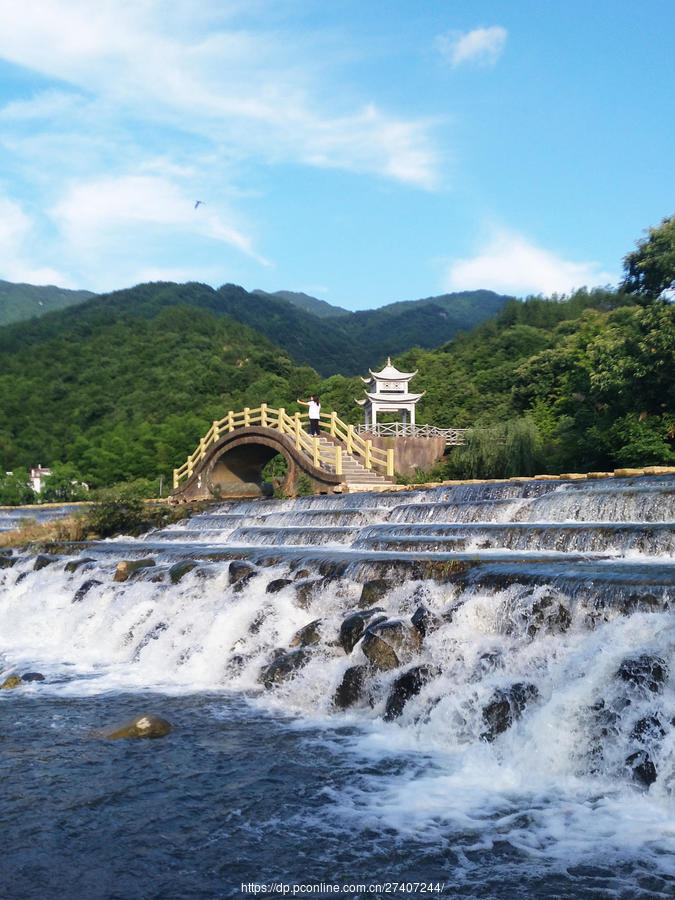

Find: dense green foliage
<box><xmin>622</xmin><ymin>215</ymin><xmax>675</xmax><ymax>303</ymax></box>
<box><xmin>0</xmin><ymin>277</ymin><xmax>508</xmax><ymax>376</ymax></box>
<box><xmin>0</xmin><ymin>283</ymin><xmax>318</xmax><ymax>492</ymax></box>
<box><xmin>254</xmin><ymin>290</ymin><xmax>350</xmax><ymax>318</ymax></box>
<box><xmin>218</xmin><ymin>285</ymin><xmax>509</xmax><ymax>375</ymax></box>
<box><xmin>0</xmin><ymin>279</ymin><xmax>95</xmax><ymax>326</ymax></box>
<box><xmin>0</xmin><ymin>217</ymin><xmax>672</xmax><ymax>497</ymax></box>
<box><xmin>390</xmin><ymin>290</ymin><xmax>674</xmax><ymax>474</ymax></box>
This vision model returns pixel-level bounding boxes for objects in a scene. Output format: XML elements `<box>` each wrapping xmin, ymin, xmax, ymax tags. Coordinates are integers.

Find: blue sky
<box><xmin>0</xmin><ymin>0</ymin><xmax>672</xmax><ymax>310</ymax></box>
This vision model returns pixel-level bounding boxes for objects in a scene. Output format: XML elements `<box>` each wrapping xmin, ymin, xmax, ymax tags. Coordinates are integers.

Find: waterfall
<box><xmin>1</xmin><ymin>474</ymin><xmax>674</xmax><ymax>891</ymax></box>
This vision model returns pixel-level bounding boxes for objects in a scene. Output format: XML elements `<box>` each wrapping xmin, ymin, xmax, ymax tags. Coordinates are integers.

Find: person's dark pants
<box><xmin>309</xmin><ymin>419</ymin><xmax>320</xmax><ymax>436</ymax></box>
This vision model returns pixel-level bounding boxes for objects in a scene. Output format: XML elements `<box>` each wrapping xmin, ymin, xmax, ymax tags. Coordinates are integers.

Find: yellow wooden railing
<box><xmin>172</xmin><ymin>404</ymin><xmax>395</xmax><ymax>489</ymax></box>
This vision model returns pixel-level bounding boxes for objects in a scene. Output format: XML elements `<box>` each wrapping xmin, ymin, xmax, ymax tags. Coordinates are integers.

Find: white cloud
<box><xmin>51</xmin><ymin>174</ymin><xmax>269</xmax><ymax>264</ymax></box>
<box><xmin>0</xmin><ymin>194</ymin><xmax>73</xmax><ymax>285</ymax></box>
<box><xmin>444</xmin><ymin>229</ymin><xmax>615</xmax><ymax>297</ymax></box>
<box><xmin>0</xmin><ymin>0</ymin><xmax>438</xmax><ymax>189</ymax></box>
<box><xmin>437</xmin><ymin>26</ymin><xmax>507</xmax><ymax>69</ymax></box>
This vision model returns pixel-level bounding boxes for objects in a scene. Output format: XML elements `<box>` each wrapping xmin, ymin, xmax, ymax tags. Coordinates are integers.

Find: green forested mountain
<box><xmin>0</xmin><ymin>276</ymin><xmax>509</xmax><ymax>376</ymax></box>
<box><xmin>215</xmin><ymin>284</ymin><xmax>509</xmax><ymax>375</ymax></box>
<box><xmin>253</xmin><ymin>289</ymin><xmax>350</xmax><ymax>318</ymax></box>
<box><xmin>0</xmin><ymin>215</ymin><xmax>672</xmax><ymax>497</ymax></box>
<box><xmin>0</xmin><ymin>283</ymin><xmax>319</xmax><ymax>490</ymax></box>
<box><xmin>0</xmin><ymin>279</ymin><xmax>95</xmax><ymax>326</ymax></box>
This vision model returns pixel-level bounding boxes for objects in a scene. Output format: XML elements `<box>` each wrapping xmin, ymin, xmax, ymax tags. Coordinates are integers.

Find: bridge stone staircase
<box><xmin>312</xmin><ymin>435</ymin><xmax>395</xmax><ymax>492</ymax></box>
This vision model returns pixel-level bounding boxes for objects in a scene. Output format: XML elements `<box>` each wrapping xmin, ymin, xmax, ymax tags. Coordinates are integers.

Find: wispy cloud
<box><xmin>444</xmin><ymin>228</ymin><xmax>615</xmax><ymax>297</ymax></box>
<box><xmin>437</xmin><ymin>26</ymin><xmax>507</xmax><ymax>69</ymax></box>
<box><xmin>0</xmin><ymin>1</ymin><xmax>438</xmax><ymax>189</ymax></box>
<box><xmin>0</xmin><ymin>193</ymin><xmax>72</xmax><ymax>285</ymax></box>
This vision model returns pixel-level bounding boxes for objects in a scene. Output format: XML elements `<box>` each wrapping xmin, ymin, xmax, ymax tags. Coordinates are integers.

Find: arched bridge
<box><xmin>171</xmin><ymin>405</ymin><xmax>395</xmax><ymax>501</ymax></box>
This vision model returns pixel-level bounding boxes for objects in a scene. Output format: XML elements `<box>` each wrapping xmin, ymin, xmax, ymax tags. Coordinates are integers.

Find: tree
<box><xmin>621</xmin><ymin>215</ymin><xmax>675</xmax><ymax>303</ymax></box>
<box><xmin>41</xmin><ymin>463</ymin><xmax>89</xmax><ymax>502</ymax></box>
<box><xmin>0</xmin><ymin>468</ymin><xmax>36</xmax><ymax>505</ymax></box>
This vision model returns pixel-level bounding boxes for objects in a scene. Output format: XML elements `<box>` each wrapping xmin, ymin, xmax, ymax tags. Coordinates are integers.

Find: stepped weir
<box><xmin>1</xmin><ymin>472</ymin><xmax>674</xmax><ymax>895</ymax></box>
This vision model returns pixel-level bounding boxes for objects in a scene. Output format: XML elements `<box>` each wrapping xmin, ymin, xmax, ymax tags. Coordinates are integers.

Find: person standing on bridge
<box><xmin>297</xmin><ymin>395</ymin><xmax>321</xmax><ymax>436</ymax></box>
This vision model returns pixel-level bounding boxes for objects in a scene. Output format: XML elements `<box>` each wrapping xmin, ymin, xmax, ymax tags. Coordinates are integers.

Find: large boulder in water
<box><xmin>339</xmin><ymin>608</ymin><xmax>386</xmax><ymax>654</ymax></box>
<box><xmin>333</xmin><ymin>664</ymin><xmax>369</xmax><ymax>710</ymax></box>
<box><xmin>361</xmin><ymin>620</ymin><xmax>422</xmax><ymax>672</ymax></box>
<box><xmin>481</xmin><ymin>682</ymin><xmax>539</xmax><ymax>742</ymax></box>
<box><xmin>289</xmin><ymin>619</ymin><xmax>323</xmax><ymax>648</ymax></box>
<box><xmin>113</xmin><ymin>558</ymin><xmax>156</xmax><ymax>582</ymax></box>
<box><xmin>0</xmin><ymin>674</ymin><xmax>22</xmax><ymax>690</ymax></box>
<box><xmin>259</xmin><ymin>648</ymin><xmax>311</xmax><ymax>688</ymax></box>
<box><xmin>626</xmin><ymin>750</ymin><xmax>657</xmax><ymax>787</ymax></box>
<box><xmin>34</xmin><ymin>554</ymin><xmax>57</xmax><ymax>571</ymax></box>
<box><xmin>73</xmin><ymin>578</ymin><xmax>102</xmax><ymax>603</ymax></box>
<box><xmin>411</xmin><ymin>604</ymin><xmax>443</xmax><ymax>639</ymax></box>
<box><xmin>168</xmin><ymin>560</ymin><xmax>198</xmax><ymax>583</ymax></box>
<box><xmin>93</xmin><ymin>714</ymin><xmax>172</xmax><ymax>739</ymax></box>
<box><xmin>358</xmin><ymin>579</ymin><xmax>392</xmax><ymax>609</ymax></box>
<box><xmin>384</xmin><ymin>665</ymin><xmax>436</xmax><ymax>721</ymax></box>
<box><xmin>361</xmin><ymin>631</ymin><xmax>399</xmax><ymax>671</ymax></box>
<box><xmin>616</xmin><ymin>655</ymin><xmax>668</xmax><ymax>694</ymax></box>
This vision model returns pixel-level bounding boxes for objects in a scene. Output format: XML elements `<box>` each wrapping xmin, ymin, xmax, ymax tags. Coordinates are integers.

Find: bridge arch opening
<box><xmin>208</xmin><ymin>439</ymin><xmax>293</xmax><ymax>497</ymax></box>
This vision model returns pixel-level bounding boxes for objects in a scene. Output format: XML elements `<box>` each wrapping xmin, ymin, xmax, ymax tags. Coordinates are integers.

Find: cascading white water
<box><xmin>1</xmin><ymin>474</ymin><xmax>674</xmax><ymax>895</ymax></box>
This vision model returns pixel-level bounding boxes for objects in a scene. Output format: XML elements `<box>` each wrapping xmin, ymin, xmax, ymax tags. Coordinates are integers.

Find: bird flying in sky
<box><xmin>194</xmin><ymin>200</ymin><xmax>204</xmax><ymax>209</ymax></box>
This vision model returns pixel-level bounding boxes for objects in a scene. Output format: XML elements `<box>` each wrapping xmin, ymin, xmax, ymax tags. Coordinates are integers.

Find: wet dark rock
<box><xmin>229</xmin><ymin>560</ymin><xmax>256</xmax><ymax>584</ymax></box>
<box><xmin>0</xmin><ymin>554</ymin><xmax>17</xmax><ymax>569</ymax></box>
<box><xmin>626</xmin><ymin>750</ymin><xmax>657</xmax><ymax>787</ymax></box>
<box><xmin>617</xmin><ymin>655</ymin><xmax>668</xmax><ymax>694</ymax></box>
<box><xmin>339</xmin><ymin>608</ymin><xmax>386</xmax><ymax>654</ymax></box>
<box><xmin>293</xmin><ymin>579</ymin><xmax>324</xmax><ymax>608</ymax></box>
<box><xmin>293</xmin><ymin>568</ymin><xmax>311</xmax><ymax>581</ymax></box>
<box><xmin>232</xmin><ymin>571</ymin><xmax>256</xmax><ymax>593</ymax></box>
<box><xmin>361</xmin><ymin>630</ymin><xmax>400</xmax><ymax>671</ymax></box>
<box><xmin>333</xmin><ymin>665</ymin><xmax>369</xmax><ymax>709</ymax></box>
<box><xmin>73</xmin><ymin>578</ymin><xmax>102</xmax><ymax>603</ymax></box>
<box><xmin>168</xmin><ymin>560</ymin><xmax>198</xmax><ymax>583</ymax></box>
<box><xmin>411</xmin><ymin>604</ymin><xmax>442</xmax><ymax>639</ymax></box>
<box><xmin>290</xmin><ymin>619</ymin><xmax>323</xmax><ymax>647</ymax></box>
<box><xmin>259</xmin><ymin>648</ymin><xmax>311</xmax><ymax>688</ymax></box>
<box><xmin>363</xmin><ymin>619</ymin><xmax>422</xmax><ymax>669</ymax></box>
<box><xmin>384</xmin><ymin>665</ymin><xmax>436</xmax><ymax>721</ymax></box>
<box><xmin>21</xmin><ymin>672</ymin><xmax>45</xmax><ymax>682</ymax></box>
<box><xmin>114</xmin><ymin>558</ymin><xmax>156</xmax><ymax>582</ymax></box>
<box><xmin>527</xmin><ymin>592</ymin><xmax>571</xmax><ymax>637</ymax></box>
<box><xmin>34</xmin><ymin>554</ymin><xmax>56</xmax><ymax>571</ymax></box>
<box><xmin>64</xmin><ymin>557</ymin><xmax>96</xmax><ymax>573</ymax></box>
<box><xmin>358</xmin><ymin>579</ymin><xmax>392</xmax><ymax>610</ymax></box>
<box><xmin>93</xmin><ymin>713</ymin><xmax>172</xmax><ymax>740</ymax></box>
<box><xmin>266</xmin><ymin>578</ymin><xmax>292</xmax><ymax>594</ymax></box>
<box><xmin>317</xmin><ymin>559</ymin><xmax>349</xmax><ymax>579</ymax></box>
<box><xmin>630</xmin><ymin>715</ymin><xmax>666</xmax><ymax>743</ymax></box>
<box><xmin>481</xmin><ymin>682</ymin><xmax>539</xmax><ymax>742</ymax></box>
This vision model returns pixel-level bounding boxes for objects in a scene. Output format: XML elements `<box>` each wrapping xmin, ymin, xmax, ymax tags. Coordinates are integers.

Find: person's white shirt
<box><xmin>308</xmin><ymin>400</ymin><xmax>321</xmax><ymax>419</ymax></box>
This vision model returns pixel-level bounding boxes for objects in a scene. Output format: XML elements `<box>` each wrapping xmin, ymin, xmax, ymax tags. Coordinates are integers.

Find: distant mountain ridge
<box><xmin>252</xmin><ymin>289</ymin><xmax>350</xmax><ymax>318</ymax></box>
<box><xmin>0</xmin><ymin>278</ymin><xmax>510</xmax><ymax>375</ymax></box>
<box><xmin>0</xmin><ymin>279</ymin><xmax>95</xmax><ymax>326</ymax></box>
<box><xmin>217</xmin><ymin>284</ymin><xmax>510</xmax><ymax>375</ymax></box>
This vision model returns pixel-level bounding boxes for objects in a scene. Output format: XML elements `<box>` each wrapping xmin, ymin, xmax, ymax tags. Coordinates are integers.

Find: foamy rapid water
<box><xmin>1</xmin><ymin>475</ymin><xmax>673</xmax><ymax>898</ymax></box>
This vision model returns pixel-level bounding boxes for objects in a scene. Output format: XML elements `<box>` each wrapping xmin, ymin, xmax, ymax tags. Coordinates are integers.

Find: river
<box><xmin>1</xmin><ymin>475</ymin><xmax>673</xmax><ymax>899</ymax></box>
